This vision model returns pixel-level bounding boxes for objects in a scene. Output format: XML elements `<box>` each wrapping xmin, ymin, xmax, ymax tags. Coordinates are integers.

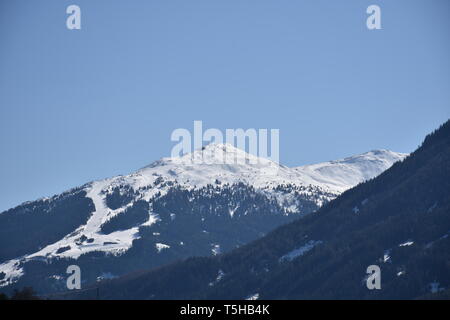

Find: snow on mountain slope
<box><xmin>26</xmin><ymin>180</ymin><xmax>146</xmax><ymax>260</ymax></box>
<box><xmin>107</xmin><ymin>144</ymin><xmax>407</xmax><ymax>199</ymax></box>
<box><xmin>294</xmin><ymin>149</ymin><xmax>407</xmax><ymax>192</ymax></box>
<box><xmin>0</xmin><ymin>144</ymin><xmax>407</xmax><ymax>287</ymax></box>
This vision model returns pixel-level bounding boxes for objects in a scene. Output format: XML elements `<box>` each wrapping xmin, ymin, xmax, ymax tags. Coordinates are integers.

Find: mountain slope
<box><xmin>67</xmin><ymin>120</ymin><xmax>450</xmax><ymax>300</ymax></box>
<box><xmin>0</xmin><ymin>144</ymin><xmax>405</xmax><ymax>295</ymax></box>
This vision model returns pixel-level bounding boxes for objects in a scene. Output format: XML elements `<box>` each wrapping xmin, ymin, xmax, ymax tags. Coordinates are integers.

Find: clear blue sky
<box><xmin>0</xmin><ymin>0</ymin><xmax>449</xmax><ymax>211</ymax></box>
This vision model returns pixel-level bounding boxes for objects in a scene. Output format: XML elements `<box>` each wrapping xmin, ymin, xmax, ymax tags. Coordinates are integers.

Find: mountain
<box><xmin>0</xmin><ymin>144</ymin><xmax>405</xmax><ymax>296</ymax></box>
<box><xmin>60</xmin><ymin>120</ymin><xmax>450</xmax><ymax>300</ymax></box>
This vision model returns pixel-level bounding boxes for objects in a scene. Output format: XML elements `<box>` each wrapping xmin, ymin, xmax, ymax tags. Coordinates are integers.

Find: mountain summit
<box><xmin>294</xmin><ymin>149</ymin><xmax>407</xmax><ymax>192</ymax></box>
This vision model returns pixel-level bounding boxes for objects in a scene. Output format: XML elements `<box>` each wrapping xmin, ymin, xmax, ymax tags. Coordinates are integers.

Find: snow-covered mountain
<box><xmin>0</xmin><ymin>144</ymin><xmax>407</xmax><ymax>294</ymax></box>
<box><xmin>293</xmin><ymin>149</ymin><xmax>407</xmax><ymax>192</ymax></box>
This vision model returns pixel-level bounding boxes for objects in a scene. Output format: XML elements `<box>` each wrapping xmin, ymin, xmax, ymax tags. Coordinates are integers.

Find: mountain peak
<box><xmin>294</xmin><ymin>149</ymin><xmax>408</xmax><ymax>191</ymax></box>
<box><xmin>340</xmin><ymin>149</ymin><xmax>407</xmax><ymax>162</ymax></box>
<box><xmin>143</xmin><ymin>142</ymin><xmax>276</xmax><ymax>171</ymax></box>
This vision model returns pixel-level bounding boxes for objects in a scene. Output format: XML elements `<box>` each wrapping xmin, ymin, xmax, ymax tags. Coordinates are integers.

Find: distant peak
<box><xmin>334</xmin><ymin>149</ymin><xmax>407</xmax><ymax>165</ymax></box>
<box><xmin>357</xmin><ymin>149</ymin><xmax>408</xmax><ymax>158</ymax></box>
<box><xmin>365</xmin><ymin>149</ymin><xmax>403</xmax><ymax>155</ymax></box>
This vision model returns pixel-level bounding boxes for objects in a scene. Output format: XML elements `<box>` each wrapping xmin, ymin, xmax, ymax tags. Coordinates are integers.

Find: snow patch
<box><xmin>0</xmin><ymin>258</ymin><xmax>24</xmax><ymax>287</ymax></box>
<box><xmin>280</xmin><ymin>240</ymin><xmax>322</xmax><ymax>262</ymax></box>
<box><xmin>155</xmin><ymin>243</ymin><xmax>170</xmax><ymax>253</ymax></box>
<box><xmin>245</xmin><ymin>293</ymin><xmax>259</xmax><ymax>300</ymax></box>
<box><xmin>383</xmin><ymin>249</ymin><xmax>392</xmax><ymax>263</ymax></box>
<box><xmin>209</xmin><ymin>269</ymin><xmax>225</xmax><ymax>286</ymax></box>
<box><xmin>211</xmin><ymin>244</ymin><xmax>221</xmax><ymax>256</ymax></box>
<box><xmin>96</xmin><ymin>272</ymin><xmax>117</xmax><ymax>282</ymax></box>
<box><xmin>228</xmin><ymin>206</ymin><xmax>239</xmax><ymax>218</ymax></box>
<box><xmin>142</xmin><ymin>212</ymin><xmax>160</xmax><ymax>227</ymax></box>
<box><xmin>399</xmin><ymin>240</ymin><xmax>414</xmax><ymax>247</ymax></box>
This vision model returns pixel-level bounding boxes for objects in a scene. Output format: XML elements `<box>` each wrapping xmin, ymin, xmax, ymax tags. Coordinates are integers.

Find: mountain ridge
<box><xmin>0</xmin><ymin>144</ymin><xmax>406</xmax><ymax>295</ymax></box>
